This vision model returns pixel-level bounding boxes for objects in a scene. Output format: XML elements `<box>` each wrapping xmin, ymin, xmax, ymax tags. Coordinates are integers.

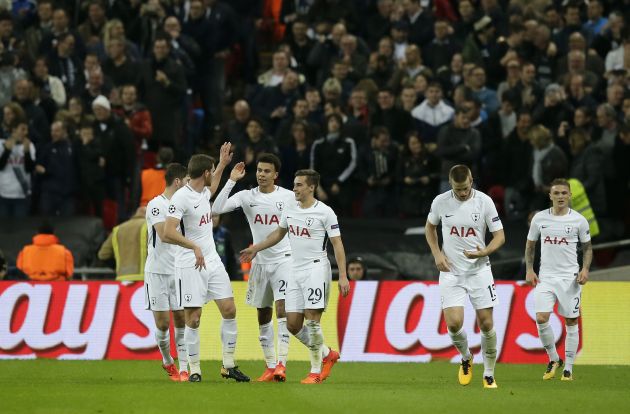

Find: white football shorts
<box><xmin>175</xmin><ymin>256</ymin><xmax>233</xmax><ymax>308</ymax></box>
<box><xmin>246</xmin><ymin>260</ymin><xmax>292</xmax><ymax>308</ymax></box>
<box><xmin>285</xmin><ymin>260</ymin><xmax>332</xmax><ymax>312</ymax></box>
<box><xmin>144</xmin><ymin>271</ymin><xmax>183</xmax><ymax>312</ymax></box>
<box><xmin>534</xmin><ymin>277</ymin><xmax>582</xmax><ymax>318</ymax></box>
<box><xmin>439</xmin><ymin>266</ymin><xmax>498</xmax><ymax>310</ymax></box>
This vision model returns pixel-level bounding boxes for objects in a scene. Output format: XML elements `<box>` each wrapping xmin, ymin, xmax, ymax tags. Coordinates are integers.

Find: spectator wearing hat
<box><xmin>92</xmin><ymin>94</ymin><xmax>135</xmax><ymax>222</ymax></box>
<box><xmin>17</xmin><ymin>223</ymin><xmax>74</xmax><ymax>281</ymax></box>
<box><xmin>462</xmin><ymin>15</ymin><xmax>498</xmax><ymax>69</ymax></box>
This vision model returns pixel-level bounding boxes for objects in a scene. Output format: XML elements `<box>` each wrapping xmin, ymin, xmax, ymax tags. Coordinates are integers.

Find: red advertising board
<box><xmin>337</xmin><ymin>281</ymin><xmax>580</xmax><ymax>363</ymax></box>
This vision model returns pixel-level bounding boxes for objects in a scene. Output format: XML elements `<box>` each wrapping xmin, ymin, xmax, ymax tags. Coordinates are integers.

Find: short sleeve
<box><xmin>323</xmin><ymin>207</ymin><xmax>341</xmax><ymax>237</ymax></box>
<box><xmin>578</xmin><ymin>216</ymin><xmax>591</xmax><ymax>243</ymax></box>
<box><xmin>147</xmin><ymin>200</ymin><xmax>166</xmax><ymax>226</ymax></box>
<box><xmin>167</xmin><ymin>191</ymin><xmax>186</xmax><ymax>221</ymax></box>
<box><xmin>526</xmin><ymin>214</ymin><xmax>540</xmax><ymax>241</ymax></box>
<box><xmin>427</xmin><ymin>197</ymin><xmax>441</xmax><ymax>225</ymax></box>
<box><xmin>484</xmin><ymin>196</ymin><xmax>503</xmax><ymax>232</ymax></box>
<box><xmin>279</xmin><ymin>208</ymin><xmax>288</xmax><ymax>229</ymax></box>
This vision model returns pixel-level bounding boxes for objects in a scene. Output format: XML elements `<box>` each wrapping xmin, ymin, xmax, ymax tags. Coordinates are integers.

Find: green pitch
<box><xmin>1</xmin><ymin>360</ymin><xmax>627</xmax><ymax>413</ymax></box>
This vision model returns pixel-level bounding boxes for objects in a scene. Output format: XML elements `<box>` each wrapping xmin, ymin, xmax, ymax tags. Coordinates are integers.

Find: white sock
<box><xmin>155</xmin><ymin>329</ymin><xmax>174</xmax><ymax>365</ymax></box>
<box><xmin>259</xmin><ymin>321</ymin><xmax>276</xmax><ymax>369</ymax></box>
<box><xmin>221</xmin><ymin>318</ymin><xmax>238</xmax><ymax>369</ymax></box>
<box><xmin>175</xmin><ymin>327</ymin><xmax>188</xmax><ymax>372</ymax></box>
<box><xmin>294</xmin><ymin>325</ymin><xmax>330</xmax><ymax>358</ymax></box>
<box><xmin>277</xmin><ymin>318</ymin><xmax>290</xmax><ymax>366</ymax></box>
<box><xmin>481</xmin><ymin>328</ymin><xmax>497</xmax><ymax>377</ymax></box>
<box><xmin>448</xmin><ymin>327</ymin><xmax>472</xmax><ymax>360</ymax></box>
<box><xmin>184</xmin><ymin>326</ymin><xmax>200</xmax><ymax>375</ymax></box>
<box><xmin>565</xmin><ymin>324</ymin><xmax>579</xmax><ymax>373</ymax></box>
<box><xmin>537</xmin><ymin>322</ymin><xmax>559</xmax><ymax>362</ymax></box>
<box><xmin>305</xmin><ymin>320</ymin><xmax>323</xmax><ymax>374</ymax></box>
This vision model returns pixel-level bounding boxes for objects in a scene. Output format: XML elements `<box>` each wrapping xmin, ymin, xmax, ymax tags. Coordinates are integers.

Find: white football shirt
<box><xmin>166</xmin><ymin>184</ymin><xmax>219</xmax><ymax>267</ymax></box>
<box><xmin>145</xmin><ymin>194</ymin><xmax>179</xmax><ymax>274</ymax></box>
<box><xmin>427</xmin><ymin>189</ymin><xmax>503</xmax><ymax>276</ymax></box>
<box><xmin>213</xmin><ymin>180</ymin><xmax>293</xmax><ymax>264</ymax></box>
<box><xmin>279</xmin><ymin>200</ymin><xmax>341</xmax><ymax>269</ymax></box>
<box><xmin>527</xmin><ymin>208</ymin><xmax>591</xmax><ymax>280</ymax></box>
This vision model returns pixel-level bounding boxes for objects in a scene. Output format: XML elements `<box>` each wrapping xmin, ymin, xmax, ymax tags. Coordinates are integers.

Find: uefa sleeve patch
<box><xmin>168</xmin><ymin>205</ymin><xmax>176</xmax><ymax>214</ymax></box>
<box><xmin>492</xmin><ymin>216</ymin><xmax>500</xmax><ymax>222</ymax></box>
<box><xmin>331</xmin><ymin>224</ymin><xmax>339</xmax><ymax>229</ymax></box>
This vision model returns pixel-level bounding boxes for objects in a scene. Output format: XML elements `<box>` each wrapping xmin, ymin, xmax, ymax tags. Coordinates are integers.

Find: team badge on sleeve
<box><xmin>151</xmin><ymin>207</ymin><xmax>160</xmax><ymax>216</ymax></box>
<box><xmin>168</xmin><ymin>205</ymin><xmax>176</xmax><ymax>214</ymax></box>
<box><xmin>471</xmin><ymin>213</ymin><xmax>480</xmax><ymax>222</ymax></box>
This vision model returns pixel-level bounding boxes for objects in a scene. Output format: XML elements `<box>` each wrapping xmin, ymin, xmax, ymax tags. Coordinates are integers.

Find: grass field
<box><xmin>1</xmin><ymin>360</ymin><xmax>628</xmax><ymax>414</ymax></box>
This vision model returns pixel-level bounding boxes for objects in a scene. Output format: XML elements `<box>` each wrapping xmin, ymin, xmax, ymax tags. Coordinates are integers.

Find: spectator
<box><xmin>359</xmin><ymin>127</ymin><xmax>398</xmax><ymax>217</ymax></box>
<box><xmin>163</xmin><ymin>15</ymin><xmax>199</xmax><ymax>83</ymax></box>
<box><xmin>568</xmin><ymin>128</ymin><xmax>607</xmax><ymax>216</ymax></box>
<box><xmin>339</xmin><ymin>34</ymin><xmax>368</xmax><ymax>79</ymax></box>
<box><xmin>77</xmin><ymin>0</ymin><xmax>108</xmax><ymax>56</ymax></box>
<box><xmin>279</xmin><ymin>120</ymin><xmax>312</xmax><ymax>188</ymax></box>
<box><xmin>92</xmin><ymin>95</ymin><xmax>135</xmax><ymax>222</ymax></box>
<box><xmin>39</xmin><ymin>7</ymin><xmax>85</xmax><ymax>58</ymax></box>
<box><xmin>58</xmin><ymin>96</ymin><xmax>90</xmax><ymax>140</ymax></box>
<box><xmin>347</xmin><ymin>257</ymin><xmax>367</xmax><ymax>281</ymax></box>
<box><xmin>470</xmin><ymin>65</ymin><xmax>499</xmax><ymax>114</ymax></box>
<box><xmin>501</xmin><ymin>111</ymin><xmax>534</xmax><ymax>220</ymax></box>
<box><xmin>16</xmin><ymin>223</ymin><xmax>74</xmax><ymax>281</ymax></box>
<box><xmin>1</xmin><ymin>102</ymin><xmax>25</xmax><ymax>139</ymax></box>
<box><xmin>0</xmin><ymin>51</ymin><xmax>27</xmax><ymax>107</ymax></box>
<box><xmin>225</xmin><ymin>100</ymin><xmax>251</xmax><ymax>146</ymax></box>
<box><xmin>81</xmin><ymin>68</ymin><xmax>110</xmax><ymax>109</ymax></box>
<box><xmin>138</xmin><ymin>36</ymin><xmax>186</xmax><ymax>148</ymax></box>
<box><xmin>582</xmin><ymin>0</ymin><xmax>607</xmax><ymax>44</ymax></box>
<box><xmin>436</xmin><ymin>52</ymin><xmax>464</xmax><ymax>98</ymax></box>
<box><xmin>411</xmin><ymin>82</ymin><xmax>454</xmax><ymax>147</ymax></box>
<box><xmin>565</xmin><ymin>73</ymin><xmax>598</xmax><ymax>111</ymax></box>
<box><xmin>462</xmin><ymin>16</ymin><xmax>499</xmax><ymax>73</ymax></box>
<box><xmin>403</xmin><ymin>0</ymin><xmax>434</xmax><ymax>48</ymax></box>
<box><xmin>528</xmin><ymin>124</ymin><xmax>568</xmax><ymax>210</ymax></box>
<box><xmin>212</xmin><ymin>214</ymin><xmax>239</xmax><ymax>280</ymax></box>
<box><xmin>604</xmin><ymin>28</ymin><xmax>629</xmax><ymax>75</ymax></box>
<box><xmin>47</xmin><ymin>32</ymin><xmax>85</xmax><ymax>96</ymax></box>
<box><xmin>424</xmin><ymin>19</ymin><xmax>460</xmax><ymax>73</ymax></box>
<box><xmin>0</xmin><ymin>248</ymin><xmax>6</xmax><ymax>279</ymax></box>
<box><xmin>97</xmin><ymin>206</ymin><xmax>147</xmax><ymax>281</ymax></box>
<box><xmin>399</xmin><ymin>84</ymin><xmax>418</xmax><ymax>113</ymax></box>
<box><xmin>397</xmin><ymin>131</ymin><xmax>439</xmax><ymax>217</ymax></box>
<box><xmin>140</xmin><ymin>147</ymin><xmax>173</xmax><ymax>207</ymax></box>
<box><xmin>75</xmin><ymin>122</ymin><xmax>105</xmax><ymax>216</ymax></box>
<box><xmin>611</xmin><ymin>124</ymin><xmax>630</xmax><ymax>222</ymax></box>
<box><xmin>533</xmin><ymin>83</ymin><xmax>573</xmax><ymax>133</ymax></box>
<box><xmin>390</xmin><ymin>19</ymin><xmax>410</xmax><ymax>63</ymax></box>
<box><xmin>285</xmin><ymin>18</ymin><xmax>315</xmax><ymax>77</ymax></box>
<box><xmin>310</xmin><ymin>113</ymin><xmax>358</xmax><ymax>215</ymax></box>
<box><xmin>365</xmin><ymin>0</ymin><xmax>393</xmax><ymax>48</ymax></box>
<box><xmin>35</xmin><ymin>121</ymin><xmax>77</xmax><ymax>216</ymax></box>
<box><xmin>251</xmin><ymin>70</ymin><xmax>300</xmax><ymax>132</ymax></box>
<box><xmin>369</xmin><ymin>87</ymin><xmax>411</xmax><ymax>146</ymax></box>
<box><xmin>276</xmin><ymin>98</ymin><xmax>319</xmax><ymax>147</ymax></box>
<box><xmin>103</xmin><ymin>19</ymin><xmax>141</xmax><ymax>62</ymax></box>
<box><xmin>234</xmin><ymin>118</ymin><xmax>279</xmax><ymax>189</ymax></box>
<box><xmin>552</xmin><ymin>2</ymin><xmax>583</xmax><ymax>56</ymax></box>
<box><xmin>434</xmin><ymin>105</ymin><xmax>481</xmax><ymax>192</ymax></box>
<box><xmin>112</xmin><ymin>84</ymin><xmax>153</xmax><ymax>154</ymax></box>
<box><xmin>31</xmin><ymin>57</ymin><xmax>66</xmax><ymax>109</ymax></box>
<box><xmin>102</xmin><ymin>36</ymin><xmax>140</xmax><ymax>87</ymax></box>
<box><xmin>258</xmin><ymin>50</ymin><xmax>291</xmax><ymax>87</ymax></box>
<box><xmin>0</xmin><ymin>120</ymin><xmax>35</xmax><ymax>217</ymax></box>
<box><xmin>388</xmin><ymin>44</ymin><xmax>432</xmax><ymax>94</ymax></box>
<box><xmin>23</xmin><ymin>0</ymin><xmax>54</xmax><ymax>61</ymax></box>
<box><xmin>511</xmin><ymin>62</ymin><xmax>543</xmax><ymax>110</ymax></box>
<box><xmin>12</xmin><ymin>79</ymin><xmax>50</xmax><ymax>144</ymax></box>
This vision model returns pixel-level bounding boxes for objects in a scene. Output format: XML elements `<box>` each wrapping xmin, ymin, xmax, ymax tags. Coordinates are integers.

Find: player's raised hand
<box><xmin>239</xmin><ymin>246</ymin><xmax>257</xmax><ymax>263</ymax></box>
<box><xmin>218</xmin><ymin>142</ymin><xmax>233</xmax><ymax>166</ymax></box>
<box><xmin>577</xmin><ymin>269</ymin><xmax>589</xmax><ymax>285</ymax></box>
<box><xmin>230</xmin><ymin>162</ymin><xmax>246</xmax><ymax>181</ymax></box>
<box><xmin>526</xmin><ymin>271</ymin><xmax>540</xmax><ymax>287</ymax></box>
<box><xmin>434</xmin><ymin>251</ymin><xmax>451</xmax><ymax>272</ymax></box>
<box><xmin>464</xmin><ymin>246</ymin><xmax>487</xmax><ymax>259</ymax></box>
<box><xmin>338</xmin><ymin>276</ymin><xmax>350</xmax><ymax>297</ymax></box>
<box><xmin>193</xmin><ymin>246</ymin><xmax>206</xmax><ymax>270</ymax></box>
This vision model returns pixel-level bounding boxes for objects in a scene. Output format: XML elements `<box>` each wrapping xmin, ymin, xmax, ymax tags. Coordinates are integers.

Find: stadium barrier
<box><xmin>1</xmin><ymin>281</ymin><xmax>628</xmax><ymax>365</ymax></box>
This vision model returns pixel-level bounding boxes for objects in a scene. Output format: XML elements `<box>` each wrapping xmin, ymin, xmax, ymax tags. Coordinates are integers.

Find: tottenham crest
<box><xmin>184</xmin><ymin>294</ymin><xmax>192</xmax><ymax>302</ymax></box>
<box><xmin>306</xmin><ymin>217</ymin><xmax>314</xmax><ymax>227</ymax></box>
<box><xmin>276</xmin><ymin>201</ymin><xmax>284</xmax><ymax>211</ymax></box>
<box><xmin>565</xmin><ymin>226</ymin><xmax>572</xmax><ymax>234</ymax></box>
<box><xmin>471</xmin><ymin>213</ymin><xmax>480</xmax><ymax>223</ymax></box>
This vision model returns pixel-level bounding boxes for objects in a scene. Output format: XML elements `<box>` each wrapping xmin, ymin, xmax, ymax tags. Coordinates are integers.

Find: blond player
<box><xmin>163</xmin><ymin>144</ymin><xmax>249</xmax><ymax>383</ymax></box>
<box><xmin>425</xmin><ymin>165</ymin><xmax>505</xmax><ymax>389</ymax></box>
<box><xmin>240</xmin><ymin>169</ymin><xmax>351</xmax><ymax>384</ymax></box>
<box><xmin>213</xmin><ymin>153</ymin><xmax>295</xmax><ymax>382</ymax></box>
<box><xmin>525</xmin><ymin>178</ymin><xmax>592</xmax><ymax>381</ymax></box>
<box><xmin>145</xmin><ymin>163</ymin><xmax>189</xmax><ymax>381</ymax></box>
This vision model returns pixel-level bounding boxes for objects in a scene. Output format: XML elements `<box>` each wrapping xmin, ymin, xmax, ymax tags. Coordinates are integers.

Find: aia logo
<box><xmin>543</xmin><ymin>236</ymin><xmax>569</xmax><ymax>245</ymax></box>
<box><xmin>288</xmin><ymin>225</ymin><xmax>311</xmax><ymax>237</ymax></box>
<box><xmin>199</xmin><ymin>213</ymin><xmax>211</xmax><ymax>226</ymax></box>
<box><xmin>471</xmin><ymin>213</ymin><xmax>480</xmax><ymax>223</ymax></box>
<box><xmin>450</xmin><ymin>226</ymin><xmax>477</xmax><ymax>237</ymax></box>
<box><xmin>254</xmin><ymin>214</ymin><xmax>279</xmax><ymax>225</ymax></box>
<box><xmin>276</xmin><ymin>201</ymin><xmax>284</xmax><ymax>211</ymax></box>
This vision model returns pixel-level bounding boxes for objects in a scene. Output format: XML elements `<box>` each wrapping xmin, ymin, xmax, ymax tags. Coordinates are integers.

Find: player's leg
<box><xmin>172</xmin><ymin>310</ymin><xmax>188</xmax><ymax>380</ymax></box>
<box><xmin>184</xmin><ymin>306</ymin><xmax>203</xmax><ymax>381</ymax></box>
<box><xmin>179</xmin><ymin>266</ymin><xmax>208</xmax><ymax>382</ymax></box>
<box><xmin>557</xmin><ymin>279</ymin><xmax>582</xmax><ymax>381</ymax></box>
<box><xmin>535</xmin><ymin>279</ymin><xmax>563</xmax><ymax>379</ymax></box>
<box><xmin>146</xmin><ymin>273</ymin><xmax>178</xmax><ymax>381</ymax></box>
<box><xmin>167</xmin><ymin>274</ymin><xmax>188</xmax><ymax>379</ymax></box>
<box><xmin>469</xmin><ymin>269</ymin><xmax>499</xmax><ymax>388</ymax></box>
<box><xmin>247</xmin><ymin>263</ymin><xmax>277</xmax><ymax>377</ymax></box>
<box><xmin>272</xmin><ymin>262</ymin><xmax>292</xmax><ymax>372</ymax></box>
<box><xmin>301</xmin><ymin>308</ymin><xmax>325</xmax><ymax>383</ymax></box>
<box><xmin>209</xmin><ymin>261</ymin><xmax>250</xmax><ymax>382</ymax></box>
<box><xmin>441</xmin><ymin>272</ymin><xmax>472</xmax><ymax>385</ymax></box>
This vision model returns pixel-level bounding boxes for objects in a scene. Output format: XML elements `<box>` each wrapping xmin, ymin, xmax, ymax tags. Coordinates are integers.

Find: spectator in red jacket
<box><xmin>112</xmin><ymin>84</ymin><xmax>153</xmax><ymax>154</ymax></box>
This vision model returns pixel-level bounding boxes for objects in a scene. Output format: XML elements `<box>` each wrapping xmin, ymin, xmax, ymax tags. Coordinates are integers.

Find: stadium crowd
<box><xmin>0</xmin><ymin>0</ymin><xmax>628</xmax><ymax>237</ymax></box>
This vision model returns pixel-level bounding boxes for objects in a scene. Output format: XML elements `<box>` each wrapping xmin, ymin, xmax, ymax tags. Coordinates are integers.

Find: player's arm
<box><xmin>329</xmin><ymin>236</ymin><xmax>350</xmax><ymax>297</ymax></box>
<box><xmin>578</xmin><ymin>241</ymin><xmax>592</xmax><ymax>285</ymax></box>
<box><xmin>239</xmin><ymin>226</ymin><xmax>288</xmax><ymax>262</ymax></box>
<box><xmin>464</xmin><ymin>229</ymin><xmax>505</xmax><ymax>258</ymax></box>
<box><xmin>212</xmin><ymin>162</ymin><xmax>245</xmax><ymax>214</ymax></box>
<box><xmin>524</xmin><ymin>239</ymin><xmax>540</xmax><ymax>286</ymax></box>
<box><xmin>425</xmin><ymin>219</ymin><xmax>451</xmax><ymax>272</ymax></box>
<box><xmin>162</xmin><ymin>217</ymin><xmax>206</xmax><ymax>269</ymax></box>
<box><xmin>209</xmin><ymin>142</ymin><xmax>234</xmax><ymax>196</ymax></box>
